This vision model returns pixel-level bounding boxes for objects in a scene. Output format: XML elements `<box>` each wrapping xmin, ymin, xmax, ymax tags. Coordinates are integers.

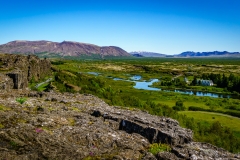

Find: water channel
<box><xmin>87</xmin><ymin>73</ymin><xmax>237</xmax><ymax>99</ymax></box>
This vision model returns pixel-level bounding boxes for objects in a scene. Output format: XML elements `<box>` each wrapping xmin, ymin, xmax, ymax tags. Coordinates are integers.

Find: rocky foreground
<box><xmin>0</xmin><ymin>91</ymin><xmax>239</xmax><ymax>160</ymax></box>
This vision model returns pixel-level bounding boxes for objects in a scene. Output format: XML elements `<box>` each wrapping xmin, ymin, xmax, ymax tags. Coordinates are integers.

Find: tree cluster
<box><xmin>160</xmin><ymin>78</ymin><xmax>186</xmax><ymax>88</ymax></box>
<box><xmin>200</xmin><ymin>73</ymin><xmax>240</xmax><ymax>93</ymax></box>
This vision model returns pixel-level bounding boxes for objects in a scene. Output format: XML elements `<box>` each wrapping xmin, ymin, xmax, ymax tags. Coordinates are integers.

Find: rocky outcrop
<box><xmin>92</xmin><ymin>110</ymin><xmax>192</xmax><ymax>146</ymax></box>
<box><xmin>0</xmin><ymin>40</ymin><xmax>131</xmax><ymax>57</ymax></box>
<box><xmin>0</xmin><ymin>53</ymin><xmax>51</xmax><ymax>89</ymax></box>
<box><xmin>169</xmin><ymin>142</ymin><xmax>240</xmax><ymax>160</ymax></box>
<box><xmin>0</xmin><ymin>74</ymin><xmax>13</xmax><ymax>90</ymax></box>
<box><xmin>0</xmin><ymin>91</ymin><xmax>239</xmax><ymax>159</ymax></box>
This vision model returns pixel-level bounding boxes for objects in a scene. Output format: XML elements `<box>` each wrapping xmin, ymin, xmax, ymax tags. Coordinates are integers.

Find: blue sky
<box><xmin>0</xmin><ymin>0</ymin><xmax>240</xmax><ymax>54</ymax></box>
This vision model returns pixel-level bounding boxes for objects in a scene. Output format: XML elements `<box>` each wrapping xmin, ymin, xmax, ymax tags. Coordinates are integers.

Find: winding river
<box><xmin>87</xmin><ymin>73</ymin><xmax>237</xmax><ymax>99</ymax></box>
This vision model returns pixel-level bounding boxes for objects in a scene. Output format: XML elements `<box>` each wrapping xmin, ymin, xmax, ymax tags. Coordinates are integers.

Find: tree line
<box><xmin>199</xmin><ymin>73</ymin><xmax>240</xmax><ymax>93</ymax></box>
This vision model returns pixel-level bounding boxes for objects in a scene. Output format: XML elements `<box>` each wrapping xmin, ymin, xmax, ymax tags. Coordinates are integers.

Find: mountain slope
<box><xmin>129</xmin><ymin>51</ymin><xmax>166</xmax><ymax>57</ymax></box>
<box><xmin>178</xmin><ymin>51</ymin><xmax>240</xmax><ymax>57</ymax></box>
<box><xmin>0</xmin><ymin>40</ymin><xmax>131</xmax><ymax>57</ymax></box>
<box><xmin>129</xmin><ymin>51</ymin><xmax>240</xmax><ymax>57</ymax></box>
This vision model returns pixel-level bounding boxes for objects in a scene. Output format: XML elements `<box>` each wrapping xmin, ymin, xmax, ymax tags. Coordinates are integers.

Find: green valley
<box><xmin>48</xmin><ymin>57</ymin><xmax>240</xmax><ymax>153</ymax></box>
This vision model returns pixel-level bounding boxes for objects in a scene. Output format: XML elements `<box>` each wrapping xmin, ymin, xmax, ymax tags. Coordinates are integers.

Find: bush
<box><xmin>188</xmin><ymin>106</ymin><xmax>207</xmax><ymax>111</ymax></box>
<box><xmin>173</xmin><ymin>100</ymin><xmax>185</xmax><ymax>111</ymax></box>
<box><xmin>224</xmin><ymin>111</ymin><xmax>240</xmax><ymax>118</ymax></box>
<box><xmin>173</xmin><ymin>105</ymin><xmax>185</xmax><ymax>111</ymax></box>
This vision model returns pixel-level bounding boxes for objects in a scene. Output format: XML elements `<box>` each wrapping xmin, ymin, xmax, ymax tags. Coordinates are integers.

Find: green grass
<box><xmin>153</xmin><ymin>100</ymin><xmax>175</xmax><ymax>107</ymax></box>
<box><xmin>148</xmin><ymin>143</ymin><xmax>171</xmax><ymax>155</ymax></box>
<box><xmin>36</xmin><ymin>83</ymin><xmax>50</xmax><ymax>91</ymax></box>
<box><xmin>179</xmin><ymin>111</ymin><xmax>240</xmax><ymax>132</ymax></box>
<box><xmin>153</xmin><ymin>100</ymin><xmax>210</xmax><ymax>109</ymax></box>
<box><xmin>29</xmin><ymin>76</ymin><xmax>53</xmax><ymax>91</ymax></box>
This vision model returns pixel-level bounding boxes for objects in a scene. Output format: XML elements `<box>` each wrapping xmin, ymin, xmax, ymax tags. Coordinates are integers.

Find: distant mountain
<box><xmin>0</xmin><ymin>40</ymin><xmax>131</xmax><ymax>57</ymax></box>
<box><xmin>1</xmin><ymin>41</ymin><xmax>239</xmax><ymax>58</ymax></box>
<box><xmin>130</xmin><ymin>53</ymin><xmax>144</xmax><ymax>57</ymax></box>
<box><xmin>129</xmin><ymin>51</ymin><xmax>166</xmax><ymax>57</ymax></box>
<box><xmin>178</xmin><ymin>51</ymin><xmax>240</xmax><ymax>57</ymax></box>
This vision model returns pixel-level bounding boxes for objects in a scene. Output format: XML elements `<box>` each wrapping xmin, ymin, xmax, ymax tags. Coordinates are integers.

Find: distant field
<box><xmin>179</xmin><ymin>111</ymin><xmax>240</xmax><ymax>132</ymax></box>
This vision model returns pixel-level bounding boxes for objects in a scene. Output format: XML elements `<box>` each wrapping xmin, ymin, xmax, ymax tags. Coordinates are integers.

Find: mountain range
<box><xmin>0</xmin><ymin>40</ymin><xmax>240</xmax><ymax>58</ymax></box>
<box><xmin>129</xmin><ymin>51</ymin><xmax>166</xmax><ymax>57</ymax></box>
<box><xmin>0</xmin><ymin>40</ymin><xmax>130</xmax><ymax>57</ymax></box>
<box><xmin>177</xmin><ymin>51</ymin><xmax>240</xmax><ymax>57</ymax></box>
<box><xmin>130</xmin><ymin>51</ymin><xmax>240</xmax><ymax>57</ymax></box>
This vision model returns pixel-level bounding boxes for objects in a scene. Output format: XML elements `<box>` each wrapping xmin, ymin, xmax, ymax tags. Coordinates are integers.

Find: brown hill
<box><xmin>0</xmin><ymin>40</ymin><xmax>130</xmax><ymax>57</ymax></box>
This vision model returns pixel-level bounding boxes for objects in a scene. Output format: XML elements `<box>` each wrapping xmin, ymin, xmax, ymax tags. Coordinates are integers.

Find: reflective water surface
<box><xmin>86</xmin><ymin>73</ymin><xmax>236</xmax><ymax>98</ymax></box>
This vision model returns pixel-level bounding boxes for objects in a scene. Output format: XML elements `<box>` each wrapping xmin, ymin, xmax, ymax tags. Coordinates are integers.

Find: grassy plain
<box><xmin>179</xmin><ymin>111</ymin><xmax>240</xmax><ymax>132</ymax></box>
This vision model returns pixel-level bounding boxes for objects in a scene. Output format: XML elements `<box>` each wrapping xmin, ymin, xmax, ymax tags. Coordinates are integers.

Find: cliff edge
<box><xmin>0</xmin><ymin>53</ymin><xmax>51</xmax><ymax>90</ymax></box>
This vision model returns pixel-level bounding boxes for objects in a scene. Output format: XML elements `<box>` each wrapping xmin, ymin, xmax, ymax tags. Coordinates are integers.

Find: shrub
<box><xmin>16</xmin><ymin>97</ymin><xmax>27</xmax><ymax>104</ymax></box>
<box><xmin>173</xmin><ymin>100</ymin><xmax>185</xmax><ymax>111</ymax></box>
<box><xmin>224</xmin><ymin>111</ymin><xmax>240</xmax><ymax>118</ymax></box>
<box><xmin>148</xmin><ymin>143</ymin><xmax>171</xmax><ymax>155</ymax></box>
<box><xmin>188</xmin><ymin>106</ymin><xmax>207</xmax><ymax>111</ymax></box>
<box><xmin>173</xmin><ymin>105</ymin><xmax>186</xmax><ymax>111</ymax></box>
